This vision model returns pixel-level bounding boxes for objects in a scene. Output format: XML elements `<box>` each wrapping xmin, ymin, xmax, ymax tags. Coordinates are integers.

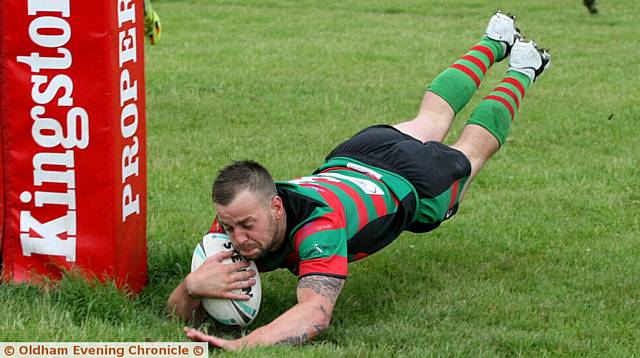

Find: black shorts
<box><xmin>326</xmin><ymin>125</ymin><xmax>472</xmax><ymax>232</ymax></box>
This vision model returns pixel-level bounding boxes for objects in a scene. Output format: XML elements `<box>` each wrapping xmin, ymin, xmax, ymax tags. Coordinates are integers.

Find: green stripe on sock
<box><xmin>458</xmin><ymin>58</ymin><xmax>485</xmax><ymax>78</ymax></box>
<box><xmin>480</xmin><ymin>36</ymin><xmax>507</xmax><ymax>62</ymax></box>
<box><xmin>427</xmin><ymin>67</ymin><xmax>478</xmax><ymax>114</ymax></box>
<box><xmin>494</xmin><ymin>91</ymin><xmax>519</xmax><ymax>111</ymax></box>
<box><xmin>466</xmin><ymin>101</ymin><xmax>513</xmax><ymax>146</ymax></box>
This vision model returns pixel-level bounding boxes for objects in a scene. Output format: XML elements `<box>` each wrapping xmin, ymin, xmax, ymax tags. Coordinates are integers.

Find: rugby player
<box><xmin>144</xmin><ymin>0</ymin><xmax>161</xmax><ymax>44</ymax></box>
<box><xmin>583</xmin><ymin>0</ymin><xmax>599</xmax><ymax>14</ymax></box>
<box><xmin>168</xmin><ymin>11</ymin><xmax>551</xmax><ymax>350</ymax></box>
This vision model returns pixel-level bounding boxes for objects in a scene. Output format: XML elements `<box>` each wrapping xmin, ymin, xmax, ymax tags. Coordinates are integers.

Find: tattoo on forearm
<box><xmin>277</xmin><ymin>332</ymin><xmax>308</xmax><ymax>346</ymax></box>
<box><xmin>319</xmin><ymin>304</ymin><xmax>330</xmax><ymax>322</ymax></box>
<box><xmin>276</xmin><ymin>324</ymin><xmax>325</xmax><ymax>346</ymax></box>
<box><xmin>313</xmin><ymin>324</ymin><xmax>324</xmax><ymax>335</ymax></box>
<box><xmin>279</xmin><ymin>276</ymin><xmax>343</xmax><ymax>346</ymax></box>
<box><xmin>298</xmin><ymin>276</ymin><xmax>344</xmax><ymax>305</ymax></box>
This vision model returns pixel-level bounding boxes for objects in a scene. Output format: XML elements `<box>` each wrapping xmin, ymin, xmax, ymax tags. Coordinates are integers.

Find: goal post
<box><xmin>0</xmin><ymin>0</ymin><xmax>148</xmax><ymax>292</ymax></box>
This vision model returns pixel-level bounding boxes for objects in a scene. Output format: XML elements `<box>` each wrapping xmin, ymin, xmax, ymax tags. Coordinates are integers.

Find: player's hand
<box><xmin>184</xmin><ymin>250</ymin><xmax>256</xmax><ymax>300</ymax></box>
<box><xmin>184</xmin><ymin>327</ymin><xmax>245</xmax><ymax>351</ymax></box>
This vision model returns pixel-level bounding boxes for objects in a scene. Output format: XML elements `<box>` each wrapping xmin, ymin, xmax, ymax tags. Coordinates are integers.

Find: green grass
<box><xmin>2</xmin><ymin>0</ymin><xmax>640</xmax><ymax>356</ymax></box>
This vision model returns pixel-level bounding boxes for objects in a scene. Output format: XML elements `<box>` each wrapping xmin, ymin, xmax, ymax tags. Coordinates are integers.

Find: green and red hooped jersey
<box><xmin>209</xmin><ymin>158</ymin><xmax>420</xmax><ymax>279</ymax></box>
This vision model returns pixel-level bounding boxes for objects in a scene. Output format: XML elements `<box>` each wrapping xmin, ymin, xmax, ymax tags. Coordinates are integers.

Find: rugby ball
<box><xmin>190</xmin><ymin>233</ymin><xmax>262</xmax><ymax>326</ymax></box>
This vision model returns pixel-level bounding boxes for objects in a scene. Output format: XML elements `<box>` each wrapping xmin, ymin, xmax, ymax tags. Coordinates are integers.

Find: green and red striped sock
<box><xmin>427</xmin><ymin>36</ymin><xmax>506</xmax><ymax>114</ymax></box>
<box><xmin>466</xmin><ymin>70</ymin><xmax>531</xmax><ymax>146</ymax></box>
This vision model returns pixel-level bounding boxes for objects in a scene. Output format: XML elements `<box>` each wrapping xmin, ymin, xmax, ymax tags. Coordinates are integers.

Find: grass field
<box><xmin>2</xmin><ymin>0</ymin><xmax>639</xmax><ymax>356</ymax></box>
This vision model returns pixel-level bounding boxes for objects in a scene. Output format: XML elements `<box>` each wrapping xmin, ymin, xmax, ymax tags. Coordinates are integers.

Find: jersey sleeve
<box><xmin>208</xmin><ymin>216</ymin><xmax>225</xmax><ymax>234</ymax></box>
<box><xmin>293</xmin><ymin>212</ymin><xmax>348</xmax><ymax>279</ymax></box>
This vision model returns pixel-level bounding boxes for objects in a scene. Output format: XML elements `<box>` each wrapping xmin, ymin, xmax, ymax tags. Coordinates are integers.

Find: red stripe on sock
<box><xmin>461</xmin><ymin>55</ymin><xmax>487</xmax><ymax>74</ymax></box>
<box><xmin>470</xmin><ymin>45</ymin><xmax>495</xmax><ymax>66</ymax></box>
<box><xmin>484</xmin><ymin>95</ymin><xmax>515</xmax><ymax>121</ymax></box>
<box><xmin>503</xmin><ymin>77</ymin><xmax>526</xmax><ymax>99</ymax></box>
<box><xmin>495</xmin><ymin>87</ymin><xmax>520</xmax><ymax>109</ymax></box>
<box><xmin>451</xmin><ymin>63</ymin><xmax>480</xmax><ymax>87</ymax></box>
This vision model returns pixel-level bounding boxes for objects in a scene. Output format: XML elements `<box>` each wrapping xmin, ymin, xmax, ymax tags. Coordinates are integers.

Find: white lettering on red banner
<box><xmin>118</xmin><ymin>0</ymin><xmax>142</xmax><ymax>222</ymax></box>
<box><xmin>15</xmin><ymin>0</ymin><xmax>88</xmax><ymax>262</ymax></box>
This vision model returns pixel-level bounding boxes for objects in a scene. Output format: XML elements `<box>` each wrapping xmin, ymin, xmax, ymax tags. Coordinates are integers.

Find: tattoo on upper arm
<box><xmin>298</xmin><ymin>275</ymin><xmax>344</xmax><ymax>305</ymax></box>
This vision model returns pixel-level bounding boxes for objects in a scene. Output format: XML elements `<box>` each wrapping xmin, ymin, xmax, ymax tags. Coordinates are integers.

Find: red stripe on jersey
<box><xmin>293</xmin><ymin>212</ymin><xmax>343</xmax><ymax>251</ymax></box>
<box><xmin>451</xmin><ymin>63</ymin><xmax>481</xmax><ymax>87</ymax></box>
<box><xmin>315</xmin><ymin>177</ymin><xmax>369</xmax><ymax>230</ymax></box>
<box><xmin>461</xmin><ymin>54</ymin><xmax>487</xmax><ymax>74</ymax></box>
<box><xmin>299</xmin><ymin>255</ymin><xmax>348</xmax><ymax>277</ymax></box>
<box><xmin>370</xmin><ymin>191</ymin><xmax>389</xmax><ymax>218</ymax></box>
<box><xmin>470</xmin><ymin>45</ymin><xmax>495</xmax><ymax>66</ymax></box>
<box><xmin>484</xmin><ymin>95</ymin><xmax>515</xmax><ymax>121</ymax></box>
<box><xmin>364</xmin><ymin>172</ymin><xmax>400</xmax><ymax>214</ymax></box>
<box><xmin>495</xmin><ymin>86</ymin><xmax>520</xmax><ymax>109</ymax></box>
<box><xmin>503</xmin><ymin>77</ymin><xmax>526</xmax><ymax>99</ymax></box>
<box><xmin>300</xmin><ymin>183</ymin><xmax>346</xmax><ymax>218</ymax></box>
<box><xmin>318</xmin><ymin>167</ymin><xmax>397</xmax><ymax>218</ymax></box>
<box><xmin>447</xmin><ymin>180</ymin><xmax>460</xmax><ymax>210</ymax></box>
<box><xmin>319</xmin><ymin>166</ymin><xmax>350</xmax><ymax>173</ymax></box>
<box><xmin>209</xmin><ymin>216</ymin><xmax>224</xmax><ymax>234</ymax></box>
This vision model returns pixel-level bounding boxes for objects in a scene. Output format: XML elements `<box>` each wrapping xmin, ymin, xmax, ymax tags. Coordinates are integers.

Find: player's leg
<box><xmin>394</xmin><ymin>12</ymin><xmax>519</xmax><ymax>143</ymax></box>
<box><xmin>144</xmin><ymin>0</ymin><xmax>162</xmax><ymax>45</ymax></box>
<box><xmin>451</xmin><ymin>39</ymin><xmax>551</xmax><ymax>199</ymax></box>
<box><xmin>584</xmin><ymin>0</ymin><xmax>599</xmax><ymax>14</ymax></box>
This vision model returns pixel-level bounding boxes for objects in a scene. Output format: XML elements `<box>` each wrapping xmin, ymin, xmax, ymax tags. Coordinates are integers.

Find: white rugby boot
<box><xmin>508</xmin><ymin>39</ymin><xmax>551</xmax><ymax>82</ymax></box>
<box><xmin>484</xmin><ymin>11</ymin><xmax>520</xmax><ymax>60</ymax></box>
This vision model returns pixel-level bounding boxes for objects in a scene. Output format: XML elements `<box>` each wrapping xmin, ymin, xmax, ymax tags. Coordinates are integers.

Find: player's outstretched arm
<box><xmin>185</xmin><ymin>274</ymin><xmax>345</xmax><ymax>350</ymax></box>
<box><xmin>167</xmin><ymin>280</ymin><xmax>207</xmax><ymax>325</ymax></box>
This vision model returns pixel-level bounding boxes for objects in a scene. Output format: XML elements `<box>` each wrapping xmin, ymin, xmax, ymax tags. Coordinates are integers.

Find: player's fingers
<box><xmin>219</xmin><ymin>291</ymin><xmax>252</xmax><ymax>301</ymax></box>
<box><xmin>184</xmin><ymin>327</ymin><xmax>204</xmax><ymax>341</ymax></box>
<box><xmin>194</xmin><ymin>332</ymin><xmax>236</xmax><ymax>351</ymax></box>
<box><xmin>229</xmin><ymin>269</ymin><xmax>256</xmax><ymax>282</ymax></box>
<box><xmin>184</xmin><ymin>327</ymin><xmax>218</xmax><ymax>345</ymax></box>
<box><xmin>224</xmin><ymin>260</ymin><xmax>250</xmax><ymax>273</ymax></box>
<box><xmin>229</xmin><ymin>278</ymin><xmax>256</xmax><ymax>291</ymax></box>
<box><xmin>210</xmin><ymin>250</ymin><xmax>234</xmax><ymax>262</ymax></box>
<box><xmin>215</xmin><ymin>337</ymin><xmax>240</xmax><ymax>351</ymax></box>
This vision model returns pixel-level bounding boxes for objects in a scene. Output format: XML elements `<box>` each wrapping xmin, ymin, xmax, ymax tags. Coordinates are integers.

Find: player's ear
<box><xmin>271</xmin><ymin>195</ymin><xmax>284</xmax><ymax>219</ymax></box>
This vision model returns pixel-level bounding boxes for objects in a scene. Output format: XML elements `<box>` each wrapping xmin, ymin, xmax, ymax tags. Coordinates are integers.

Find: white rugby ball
<box><xmin>190</xmin><ymin>233</ymin><xmax>262</xmax><ymax>326</ymax></box>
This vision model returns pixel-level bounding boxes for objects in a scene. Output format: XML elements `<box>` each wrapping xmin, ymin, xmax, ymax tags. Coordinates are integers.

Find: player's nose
<box><xmin>233</xmin><ymin>230</ymin><xmax>249</xmax><ymax>246</ymax></box>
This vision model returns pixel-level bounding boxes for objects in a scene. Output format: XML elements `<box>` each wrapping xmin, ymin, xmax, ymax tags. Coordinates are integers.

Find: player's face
<box><xmin>216</xmin><ymin>190</ymin><xmax>281</xmax><ymax>260</ymax></box>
